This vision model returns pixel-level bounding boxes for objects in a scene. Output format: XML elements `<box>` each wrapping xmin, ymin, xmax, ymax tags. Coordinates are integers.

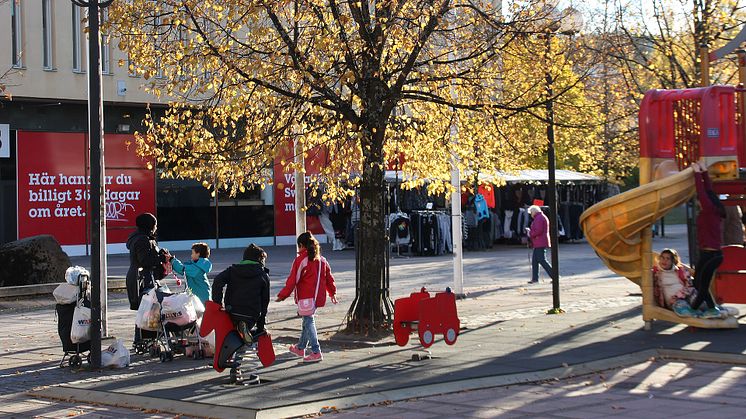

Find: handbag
<box><xmin>297</xmin><ymin>258</ymin><xmax>323</xmax><ymax>316</ymax></box>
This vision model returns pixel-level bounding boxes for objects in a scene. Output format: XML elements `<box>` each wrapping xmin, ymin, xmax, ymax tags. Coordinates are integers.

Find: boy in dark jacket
<box><xmin>211</xmin><ymin>243</ymin><xmax>270</xmax><ymax>384</ymax></box>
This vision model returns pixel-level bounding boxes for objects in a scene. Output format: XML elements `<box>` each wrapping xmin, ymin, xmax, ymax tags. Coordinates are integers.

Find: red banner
<box><xmin>17</xmin><ymin>132</ymin><xmax>155</xmax><ymax>245</ymax></box>
<box><xmin>273</xmin><ymin>142</ymin><xmax>326</xmax><ymax>237</ymax></box>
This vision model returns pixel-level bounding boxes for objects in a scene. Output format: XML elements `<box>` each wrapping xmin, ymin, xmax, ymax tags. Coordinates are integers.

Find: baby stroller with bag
<box><xmin>156</xmin><ymin>288</ymin><xmax>201</xmax><ymax>362</ymax></box>
<box><xmin>135</xmin><ymin>286</ymin><xmax>201</xmax><ymax>362</ymax></box>
<box><xmin>55</xmin><ymin>273</ymin><xmax>91</xmax><ymax>368</ymax></box>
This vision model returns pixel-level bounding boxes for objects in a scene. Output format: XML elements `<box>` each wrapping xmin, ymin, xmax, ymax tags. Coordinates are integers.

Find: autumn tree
<box><xmin>108</xmin><ymin>0</ymin><xmax>597</xmax><ymax>331</ymax></box>
<box><xmin>604</xmin><ymin>0</ymin><xmax>746</xmax><ymax>90</ymax></box>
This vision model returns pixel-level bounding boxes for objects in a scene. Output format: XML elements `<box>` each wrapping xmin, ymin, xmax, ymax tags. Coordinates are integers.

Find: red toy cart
<box><xmin>393</xmin><ymin>287</ymin><xmax>460</xmax><ymax>348</ymax></box>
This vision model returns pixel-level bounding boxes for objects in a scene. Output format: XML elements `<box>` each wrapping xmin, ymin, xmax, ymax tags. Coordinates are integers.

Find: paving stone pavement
<box><xmin>330</xmin><ymin>360</ymin><xmax>746</xmax><ymax>418</ymax></box>
<box><xmin>3</xmin><ymin>225</ymin><xmax>746</xmax><ymax>418</ymax></box>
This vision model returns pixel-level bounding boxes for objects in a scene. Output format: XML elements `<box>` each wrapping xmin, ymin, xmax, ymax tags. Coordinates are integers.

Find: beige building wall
<box><xmin>0</xmin><ymin>0</ymin><xmax>159</xmax><ymax>104</ymax></box>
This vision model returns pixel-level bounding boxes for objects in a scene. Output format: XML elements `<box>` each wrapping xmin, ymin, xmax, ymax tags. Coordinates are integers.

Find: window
<box><xmin>42</xmin><ymin>0</ymin><xmax>53</xmax><ymax>69</ymax></box>
<box><xmin>72</xmin><ymin>4</ymin><xmax>83</xmax><ymax>72</ymax></box>
<box><xmin>11</xmin><ymin>0</ymin><xmax>23</xmax><ymax>68</ymax></box>
<box><xmin>127</xmin><ymin>53</ymin><xmax>139</xmax><ymax>77</ymax></box>
<box><xmin>101</xmin><ymin>8</ymin><xmax>110</xmax><ymax>74</ymax></box>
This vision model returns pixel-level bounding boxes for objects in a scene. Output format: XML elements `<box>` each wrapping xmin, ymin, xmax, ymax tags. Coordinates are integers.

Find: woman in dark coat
<box><xmin>126</xmin><ymin>213</ymin><xmax>165</xmax><ymax>342</ymax></box>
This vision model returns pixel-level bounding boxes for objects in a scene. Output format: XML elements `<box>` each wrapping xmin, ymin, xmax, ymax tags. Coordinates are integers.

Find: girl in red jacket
<box><xmin>276</xmin><ymin>232</ymin><xmax>338</xmax><ymax>362</ymax></box>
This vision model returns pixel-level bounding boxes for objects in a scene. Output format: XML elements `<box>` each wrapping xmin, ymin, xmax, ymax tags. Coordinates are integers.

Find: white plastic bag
<box><xmin>190</xmin><ymin>293</ymin><xmax>205</xmax><ymax>316</ymax></box>
<box><xmin>101</xmin><ymin>339</ymin><xmax>130</xmax><ymax>368</ymax></box>
<box><xmin>70</xmin><ymin>303</ymin><xmax>91</xmax><ymax>343</ymax></box>
<box><xmin>162</xmin><ymin>293</ymin><xmax>197</xmax><ymax>326</ymax></box>
<box><xmin>53</xmin><ymin>283</ymin><xmax>79</xmax><ymax>304</ymax></box>
<box><xmin>65</xmin><ymin>266</ymin><xmax>90</xmax><ymax>285</ymax></box>
<box><xmin>135</xmin><ymin>289</ymin><xmax>161</xmax><ymax>331</ymax></box>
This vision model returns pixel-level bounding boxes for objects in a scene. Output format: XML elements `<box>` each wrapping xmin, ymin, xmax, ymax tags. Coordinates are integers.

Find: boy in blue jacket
<box><xmin>171</xmin><ymin>242</ymin><xmax>213</xmax><ymax>303</ymax></box>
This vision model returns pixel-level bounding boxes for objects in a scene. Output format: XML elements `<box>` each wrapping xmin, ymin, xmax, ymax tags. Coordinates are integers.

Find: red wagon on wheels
<box><xmin>393</xmin><ymin>287</ymin><xmax>460</xmax><ymax>348</ymax></box>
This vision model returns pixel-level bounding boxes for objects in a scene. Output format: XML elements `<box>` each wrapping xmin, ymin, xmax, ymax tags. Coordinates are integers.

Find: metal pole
<box><xmin>545</xmin><ymin>34</ymin><xmax>561</xmax><ymax>312</ymax></box>
<box><xmin>451</xmin><ymin>152</ymin><xmax>464</xmax><ymax>296</ymax></box>
<box><xmin>294</xmin><ymin>139</ymin><xmax>307</xmax><ymax>236</ymax></box>
<box><xmin>86</xmin><ymin>0</ymin><xmax>105</xmax><ymax>368</ymax></box>
<box><xmin>214</xmin><ymin>180</ymin><xmax>220</xmax><ymax>249</ymax></box>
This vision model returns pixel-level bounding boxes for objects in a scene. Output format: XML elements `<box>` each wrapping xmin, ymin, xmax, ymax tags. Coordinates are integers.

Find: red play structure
<box><xmin>639</xmin><ymin>85</ymin><xmax>746</xmax><ymax>305</ymax></box>
<box><xmin>393</xmin><ymin>287</ymin><xmax>460</xmax><ymax>348</ymax></box>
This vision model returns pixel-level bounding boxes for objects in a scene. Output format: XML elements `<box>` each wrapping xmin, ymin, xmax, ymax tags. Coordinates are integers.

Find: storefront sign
<box><xmin>273</xmin><ymin>143</ymin><xmax>327</xmax><ymax>238</ymax></box>
<box><xmin>16</xmin><ymin>132</ymin><xmax>155</xmax><ymax>245</ymax></box>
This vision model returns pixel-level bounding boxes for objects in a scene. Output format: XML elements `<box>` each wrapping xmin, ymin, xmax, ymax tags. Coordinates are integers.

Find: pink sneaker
<box><xmin>303</xmin><ymin>352</ymin><xmax>323</xmax><ymax>363</ymax></box>
<box><xmin>288</xmin><ymin>344</ymin><xmax>305</xmax><ymax>358</ymax></box>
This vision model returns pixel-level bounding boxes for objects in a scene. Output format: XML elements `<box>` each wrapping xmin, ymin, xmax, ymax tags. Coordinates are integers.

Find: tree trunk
<box><xmin>345</xmin><ymin>117</ymin><xmax>393</xmax><ymax>333</ymax></box>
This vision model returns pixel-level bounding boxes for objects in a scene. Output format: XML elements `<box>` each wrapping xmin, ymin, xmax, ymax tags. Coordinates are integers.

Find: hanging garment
<box><xmin>478</xmin><ymin>185</ymin><xmax>496</xmax><ymax>208</ymax></box>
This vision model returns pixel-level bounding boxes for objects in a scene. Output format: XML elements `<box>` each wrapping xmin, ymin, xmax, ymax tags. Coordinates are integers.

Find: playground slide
<box><xmin>579</xmin><ymin>167</ymin><xmax>695</xmax><ymax>286</ymax></box>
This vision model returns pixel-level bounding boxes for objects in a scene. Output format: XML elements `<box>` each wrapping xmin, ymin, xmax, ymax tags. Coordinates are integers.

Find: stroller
<box><xmin>56</xmin><ymin>274</ymin><xmax>91</xmax><ymax>368</ymax></box>
<box><xmin>135</xmin><ymin>287</ymin><xmax>202</xmax><ymax>362</ymax></box>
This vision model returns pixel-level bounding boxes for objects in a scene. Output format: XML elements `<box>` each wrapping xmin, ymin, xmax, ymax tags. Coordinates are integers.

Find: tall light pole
<box><xmin>543</xmin><ymin>6</ymin><xmax>582</xmax><ymax>314</ymax></box>
<box><xmin>72</xmin><ymin>0</ymin><xmax>113</xmax><ymax>368</ymax></box>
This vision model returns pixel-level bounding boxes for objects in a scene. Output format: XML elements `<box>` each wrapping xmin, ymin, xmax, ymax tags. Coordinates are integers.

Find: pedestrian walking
<box><xmin>526</xmin><ymin>205</ymin><xmax>553</xmax><ymax>284</ymax></box>
<box><xmin>690</xmin><ymin>162</ymin><xmax>726</xmax><ymax>318</ymax></box>
<box><xmin>171</xmin><ymin>242</ymin><xmax>213</xmax><ymax>304</ymax></box>
<box><xmin>276</xmin><ymin>232</ymin><xmax>338</xmax><ymax>362</ymax></box>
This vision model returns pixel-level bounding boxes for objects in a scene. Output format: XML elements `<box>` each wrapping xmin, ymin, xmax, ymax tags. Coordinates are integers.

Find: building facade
<box><xmin>0</xmin><ymin>0</ymin><xmax>285</xmax><ymax>255</ymax></box>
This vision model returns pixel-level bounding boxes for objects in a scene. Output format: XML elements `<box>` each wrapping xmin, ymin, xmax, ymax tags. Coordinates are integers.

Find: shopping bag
<box><xmin>101</xmin><ymin>339</ymin><xmax>131</xmax><ymax>368</ymax></box>
<box><xmin>53</xmin><ymin>283</ymin><xmax>79</xmax><ymax>305</ymax></box>
<box><xmin>135</xmin><ymin>289</ymin><xmax>161</xmax><ymax>331</ymax></box>
<box><xmin>162</xmin><ymin>293</ymin><xmax>197</xmax><ymax>326</ymax></box>
<box><xmin>70</xmin><ymin>303</ymin><xmax>91</xmax><ymax>343</ymax></box>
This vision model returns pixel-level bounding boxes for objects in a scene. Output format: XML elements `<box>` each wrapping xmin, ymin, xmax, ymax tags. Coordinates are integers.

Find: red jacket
<box><xmin>529</xmin><ymin>212</ymin><xmax>551</xmax><ymax>248</ymax></box>
<box><xmin>277</xmin><ymin>249</ymin><xmax>336</xmax><ymax>308</ymax></box>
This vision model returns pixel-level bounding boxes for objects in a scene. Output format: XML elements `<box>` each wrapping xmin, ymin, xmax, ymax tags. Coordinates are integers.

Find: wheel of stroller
<box><xmin>70</xmin><ymin>354</ymin><xmax>82</xmax><ymax>368</ymax></box>
<box><xmin>160</xmin><ymin>352</ymin><xmax>167</xmax><ymax>362</ymax></box>
<box><xmin>166</xmin><ymin>351</ymin><xmax>174</xmax><ymax>361</ymax></box>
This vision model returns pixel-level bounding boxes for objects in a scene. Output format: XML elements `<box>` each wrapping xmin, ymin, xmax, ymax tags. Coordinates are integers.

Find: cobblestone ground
<box><xmin>330</xmin><ymin>360</ymin><xmax>746</xmax><ymax>418</ymax></box>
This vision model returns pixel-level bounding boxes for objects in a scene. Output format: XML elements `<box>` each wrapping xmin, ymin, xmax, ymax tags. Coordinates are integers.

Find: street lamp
<box><xmin>543</xmin><ymin>6</ymin><xmax>583</xmax><ymax>313</ymax></box>
<box><xmin>71</xmin><ymin>0</ymin><xmax>114</xmax><ymax>368</ymax></box>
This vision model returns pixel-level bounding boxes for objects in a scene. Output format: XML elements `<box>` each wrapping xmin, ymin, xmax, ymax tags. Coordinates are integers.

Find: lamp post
<box><xmin>543</xmin><ymin>6</ymin><xmax>582</xmax><ymax>313</ymax></box>
<box><xmin>71</xmin><ymin>0</ymin><xmax>113</xmax><ymax>368</ymax></box>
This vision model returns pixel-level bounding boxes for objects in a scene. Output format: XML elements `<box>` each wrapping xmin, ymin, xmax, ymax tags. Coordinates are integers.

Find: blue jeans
<box><xmin>532</xmin><ymin>247</ymin><xmax>553</xmax><ymax>282</ymax></box>
<box><xmin>298</xmin><ymin>315</ymin><xmax>320</xmax><ymax>354</ymax></box>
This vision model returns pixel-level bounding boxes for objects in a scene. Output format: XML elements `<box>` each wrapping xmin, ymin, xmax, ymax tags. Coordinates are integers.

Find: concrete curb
<box><xmin>0</xmin><ymin>279</ymin><xmax>126</xmax><ymax>298</ymax></box>
<box><xmin>30</xmin><ymin>348</ymin><xmax>745</xmax><ymax>419</ymax></box>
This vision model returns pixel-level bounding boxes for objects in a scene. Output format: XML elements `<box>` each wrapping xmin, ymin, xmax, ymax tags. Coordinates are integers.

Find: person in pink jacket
<box><xmin>276</xmin><ymin>232</ymin><xmax>338</xmax><ymax>362</ymax></box>
<box><xmin>527</xmin><ymin>205</ymin><xmax>554</xmax><ymax>284</ymax></box>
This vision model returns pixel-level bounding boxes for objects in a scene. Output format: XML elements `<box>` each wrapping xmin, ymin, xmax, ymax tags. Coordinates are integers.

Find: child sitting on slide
<box><xmin>653</xmin><ymin>248</ymin><xmax>699</xmax><ymax>317</ymax></box>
